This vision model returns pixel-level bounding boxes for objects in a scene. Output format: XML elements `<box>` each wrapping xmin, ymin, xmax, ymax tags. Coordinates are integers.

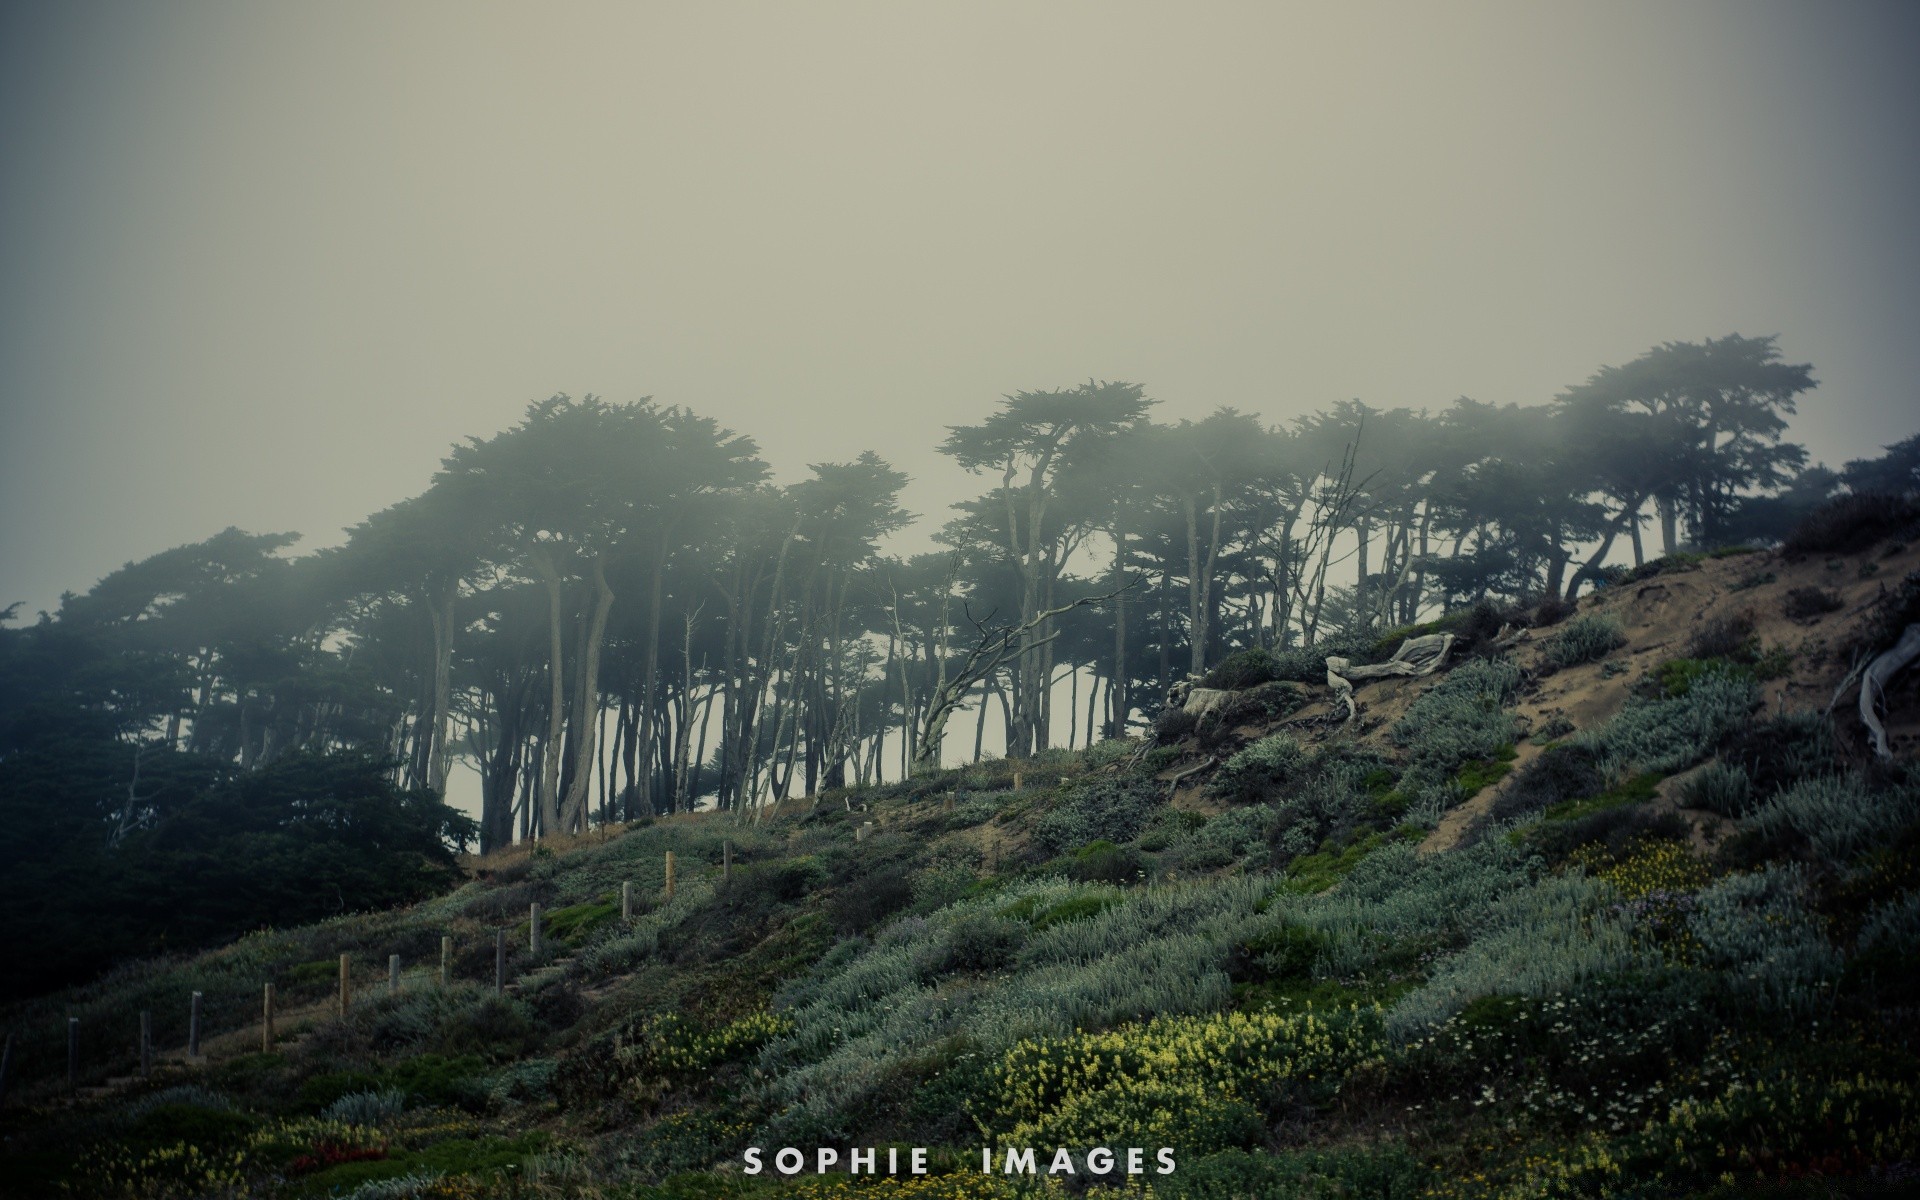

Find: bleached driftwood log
<box><xmin>1167</xmin><ymin>680</ymin><xmax>1237</xmax><ymax>719</ymax></box>
<box><xmin>1859</xmin><ymin>623</ymin><xmax>1920</xmax><ymax>760</ymax></box>
<box><xmin>1326</xmin><ymin>632</ymin><xmax>1456</xmax><ymax>725</ymax></box>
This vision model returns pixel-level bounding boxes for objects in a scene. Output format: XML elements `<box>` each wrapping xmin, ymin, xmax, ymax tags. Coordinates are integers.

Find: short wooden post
<box><xmin>388</xmin><ymin>954</ymin><xmax>401</xmax><ymax>994</ymax></box>
<box><xmin>188</xmin><ymin>992</ymin><xmax>202</xmax><ymax>1057</ymax></box>
<box><xmin>621</xmin><ymin>881</ymin><xmax>633</xmax><ymax>922</ymax></box>
<box><xmin>440</xmin><ymin>936</ymin><xmax>452</xmax><ymax>987</ymax></box>
<box><xmin>723</xmin><ymin>840</ymin><xmax>732</xmax><ymax>880</ymax></box>
<box><xmin>493</xmin><ymin>929</ymin><xmax>505</xmax><ymax>994</ymax></box>
<box><xmin>944</xmin><ymin>793</ymin><xmax>954</xmax><ymax>812</ymax></box>
<box><xmin>66</xmin><ymin>1018</ymin><xmax>78</xmax><ymax>1092</ymax></box>
<box><xmin>261</xmin><ymin>983</ymin><xmax>275</xmax><ymax>1053</ymax></box>
<box><xmin>139</xmin><ymin>1011</ymin><xmax>151</xmax><ymax>1078</ymax></box>
<box><xmin>664</xmin><ymin>851</ymin><xmax>676</xmax><ymax>899</ymax></box>
<box><xmin>338</xmin><ymin>954</ymin><xmax>351</xmax><ymax>1017</ymax></box>
<box><xmin>1012</xmin><ymin>770</ymin><xmax>1023</xmax><ymax>791</ymax></box>
<box><xmin>529</xmin><ymin>903</ymin><xmax>543</xmax><ymax>955</ymax></box>
<box><xmin>855</xmin><ymin>822</ymin><xmax>869</xmax><ymax>842</ymax></box>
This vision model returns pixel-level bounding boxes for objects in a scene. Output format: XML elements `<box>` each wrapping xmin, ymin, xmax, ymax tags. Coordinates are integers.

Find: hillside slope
<box><xmin>3</xmin><ymin>540</ymin><xmax>1919</xmax><ymax>1200</ymax></box>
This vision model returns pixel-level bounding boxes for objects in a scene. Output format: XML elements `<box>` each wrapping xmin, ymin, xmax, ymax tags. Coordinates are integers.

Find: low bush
<box><xmin>1685</xmin><ymin>608</ymin><xmax>1758</xmax><ymax>661</ymax></box>
<box><xmin>1214</xmin><ymin>680</ymin><xmax>1305</xmax><ymax>725</ymax></box>
<box><xmin>1208</xmin><ymin>733</ymin><xmax>1307</xmax><ymax>804</ymax></box>
<box><xmin>1784</xmin><ymin>585</ymin><xmax>1844</xmax><ymax>619</ymax></box>
<box><xmin>1688</xmin><ymin>864</ymin><xmax>1842</xmax><ymax>1016</ymax></box>
<box><xmin>1681</xmin><ymin>761</ymin><xmax>1753</xmax><ymax>817</ymax></box>
<box><xmin>1150</xmin><ymin>706</ymin><xmax>1198</xmax><ymax>744</ymax></box>
<box><xmin>1543</xmin><ymin>614</ymin><xmax>1626</xmax><ymax>670</ymax></box>
<box><xmin>1784</xmin><ymin>490</ymin><xmax>1920</xmax><ymax>557</ymax></box>
<box><xmin>1064</xmin><ymin>838</ymin><xmax>1144</xmax><ymax>883</ymax></box>
<box><xmin>1199</xmin><ymin>647</ymin><xmax>1282</xmax><ymax>690</ymax></box>
<box><xmin>1391</xmin><ymin>656</ymin><xmax>1523</xmax><ymax>804</ymax></box>
<box><xmin>1741</xmin><ymin>772</ymin><xmax>1920</xmax><ymax>866</ymax></box>
<box><xmin>1032</xmin><ymin>777</ymin><xmax>1163</xmax><ymax>856</ymax></box>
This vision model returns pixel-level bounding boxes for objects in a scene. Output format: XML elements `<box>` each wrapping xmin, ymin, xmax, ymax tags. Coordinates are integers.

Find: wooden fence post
<box><xmin>388</xmin><ymin>954</ymin><xmax>401</xmax><ymax>994</ymax></box>
<box><xmin>440</xmin><ymin>936</ymin><xmax>452</xmax><ymax>987</ymax></box>
<box><xmin>66</xmin><ymin>1018</ymin><xmax>78</xmax><ymax>1092</ymax></box>
<box><xmin>261</xmin><ymin>983</ymin><xmax>274</xmax><ymax>1053</ymax></box>
<box><xmin>621</xmin><ymin>880</ymin><xmax>633</xmax><ymax>922</ymax></box>
<box><xmin>188</xmin><ymin>992</ymin><xmax>202</xmax><ymax>1057</ymax></box>
<box><xmin>338</xmin><ymin>954</ymin><xmax>350</xmax><ymax>1017</ymax></box>
<box><xmin>529</xmin><ymin>903</ymin><xmax>543</xmax><ymax>955</ymax></box>
<box><xmin>493</xmin><ymin>929</ymin><xmax>505</xmax><ymax>994</ymax></box>
<box><xmin>139</xmin><ymin>1011</ymin><xmax>151</xmax><ymax>1078</ymax></box>
<box><xmin>664</xmin><ymin>851</ymin><xmax>676</xmax><ymax>899</ymax></box>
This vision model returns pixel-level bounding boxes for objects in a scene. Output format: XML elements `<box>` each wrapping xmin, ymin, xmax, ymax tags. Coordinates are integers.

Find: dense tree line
<box><xmin>3</xmin><ymin>334</ymin><xmax>1915</xmax><ymax>994</ymax></box>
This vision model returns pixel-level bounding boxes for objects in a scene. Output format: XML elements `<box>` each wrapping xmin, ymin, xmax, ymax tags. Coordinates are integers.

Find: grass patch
<box><xmin>1279</xmin><ymin>827</ymin><xmax>1422</xmax><ymax>895</ymax></box>
<box><xmin>1541</xmin><ymin>772</ymin><xmax>1665</xmax><ymax>824</ymax></box>
<box><xmin>543</xmin><ymin>897</ymin><xmax>620</xmax><ymax>946</ymax></box>
<box><xmin>997</xmin><ymin>888</ymin><xmax>1122</xmax><ymax>931</ymax></box>
<box><xmin>1454</xmin><ymin>744</ymin><xmax>1517</xmax><ymax>799</ymax></box>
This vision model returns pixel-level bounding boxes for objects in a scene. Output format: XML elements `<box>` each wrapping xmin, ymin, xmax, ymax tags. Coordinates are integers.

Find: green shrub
<box><xmin>1066</xmin><ymin>839</ymin><xmax>1144</xmax><ymax>883</ymax></box>
<box><xmin>1576</xmin><ymin>667</ymin><xmax>1758</xmax><ymax>782</ymax></box>
<box><xmin>1686</xmin><ymin>608</ymin><xmax>1759</xmax><ymax>661</ymax></box>
<box><xmin>1784</xmin><ymin>490</ymin><xmax>1920</xmax><ymax>556</ymax></box>
<box><xmin>1390</xmin><ymin>656</ymin><xmax>1523</xmax><ymax>805</ymax></box>
<box><xmin>1682</xmin><ymin>761</ymin><xmax>1753</xmax><ymax>817</ymax></box>
<box><xmin>1742</xmin><ymin>772</ymin><xmax>1920</xmax><ymax>865</ymax></box>
<box><xmin>1543</xmin><ymin>614</ymin><xmax>1627</xmax><ymax>669</ymax></box>
<box><xmin>1209</xmin><ymin>733</ymin><xmax>1307</xmax><ymax>803</ymax></box>
<box><xmin>1386</xmin><ymin>872</ymin><xmax>1654</xmax><ymax>1034</ymax></box>
<box><xmin>322</xmin><ymin>1088</ymin><xmax>407</xmax><ymax>1127</ymax></box>
<box><xmin>1784</xmin><ymin>585</ymin><xmax>1844</xmax><ymax>619</ymax></box>
<box><xmin>1216</xmin><ymin>680</ymin><xmax>1306</xmax><ymax>725</ymax></box>
<box><xmin>1688</xmin><ymin>864</ymin><xmax>1841</xmax><ymax>1016</ymax></box>
<box><xmin>997</xmin><ymin>886</ymin><xmax>1122</xmax><ymax>930</ymax></box>
<box><xmin>1200</xmin><ymin>647</ymin><xmax>1284</xmax><ymax>690</ymax></box>
<box><xmin>1032</xmin><ymin>777</ymin><xmax>1164</xmax><ymax>855</ymax></box>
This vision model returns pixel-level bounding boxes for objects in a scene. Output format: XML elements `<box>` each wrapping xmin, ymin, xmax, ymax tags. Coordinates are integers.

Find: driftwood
<box><xmin>1326</xmin><ymin>633</ymin><xmax>1456</xmax><ymax>724</ymax></box>
<box><xmin>1166</xmin><ymin>680</ymin><xmax>1236</xmax><ymax>719</ymax></box>
<box><xmin>1859</xmin><ymin>623</ymin><xmax>1920</xmax><ymax>760</ymax></box>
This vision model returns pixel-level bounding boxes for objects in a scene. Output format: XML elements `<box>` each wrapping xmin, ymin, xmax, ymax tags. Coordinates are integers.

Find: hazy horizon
<box><xmin>3</xmin><ymin>1</ymin><xmax>1917</xmax><ymax>618</ymax></box>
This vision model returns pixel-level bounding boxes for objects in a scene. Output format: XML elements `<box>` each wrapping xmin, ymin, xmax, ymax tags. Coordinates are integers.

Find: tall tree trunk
<box><xmin>1110</xmin><ymin>525</ymin><xmax>1129</xmax><ymax>736</ymax></box>
<box><xmin>532</xmin><ymin>550</ymin><xmax>566</xmax><ymax>839</ymax></box>
<box><xmin>559</xmin><ymin>554</ymin><xmax>615</xmax><ymax>833</ymax></box>
<box><xmin>423</xmin><ymin>581</ymin><xmax>457</xmax><ymax>797</ymax></box>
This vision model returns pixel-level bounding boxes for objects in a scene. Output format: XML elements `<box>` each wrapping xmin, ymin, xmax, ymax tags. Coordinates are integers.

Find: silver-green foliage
<box><xmin>341</xmin><ymin>1173</ymin><xmax>448</xmax><ymax>1200</ymax></box>
<box><xmin>322</xmin><ymin>1088</ymin><xmax>408</xmax><ymax>1127</ymax></box>
<box><xmin>1859</xmin><ymin>890</ymin><xmax>1920</xmax><ymax>957</ymax></box>
<box><xmin>1384</xmin><ymin>872</ymin><xmax>1653</xmax><ymax>1036</ymax></box>
<box><xmin>757</xmin><ymin>875</ymin><xmax>1274</xmax><ymax>1141</ymax></box>
<box><xmin>1544</xmin><ymin>614</ymin><xmax>1627</xmax><ymax>670</ymax></box>
<box><xmin>1032</xmin><ymin>777</ymin><xmax>1165</xmax><ymax>855</ymax></box>
<box><xmin>1210</xmin><ymin>733</ymin><xmax>1308</xmax><ymax>803</ymax></box>
<box><xmin>1390</xmin><ymin>657</ymin><xmax>1523</xmax><ymax>804</ymax></box>
<box><xmin>576</xmin><ymin>879</ymin><xmax>716</xmax><ymax>976</ymax></box>
<box><xmin>1742</xmin><ymin>773</ymin><xmax>1920</xmax><ymax>865</ymax></box>
<box><xmin>1682</xmin><ymin>761</ymin><xmax>1753</xmax><ymax>817</ymax></box>
<box><xmin>1254</xmin><ymin>839</ymin><xmax>1541</xmax><ymax>987</ymax></box>
<box><xmin>1571</xmin><ymin>669</ymin><xmax>1758</xmax><ymax>783</ymax></box>
<box><xmin>1688</xmin><ymin>864</ymin><xmax>1841</xmax><ymax>1017</ymax></box>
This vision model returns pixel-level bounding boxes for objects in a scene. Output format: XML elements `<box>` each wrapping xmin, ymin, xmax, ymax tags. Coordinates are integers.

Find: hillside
<box><xmin>3</xmin><ymin>539</ymin><xmax>1918</xmax><ymax>1199</ymax></box>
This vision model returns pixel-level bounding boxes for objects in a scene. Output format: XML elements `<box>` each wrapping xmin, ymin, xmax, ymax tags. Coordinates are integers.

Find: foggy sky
<box><xmin>3</xmin><ymin>1</ymin><xmax>1918</xmax><ymax>619</ymax></box>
